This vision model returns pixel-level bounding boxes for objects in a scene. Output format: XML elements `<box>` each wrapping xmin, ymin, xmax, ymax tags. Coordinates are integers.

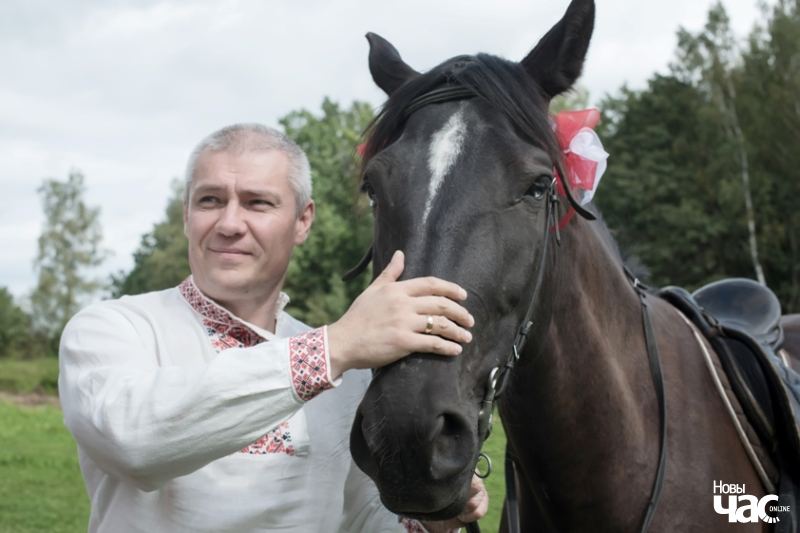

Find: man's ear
<box><xmin>520</xmin><ymin>0</ymin><xmax>595</xmax><ymax>100</ymax></box>
<box><xmin>366</xmin><ymin>32</ymin><xmax>419</xmax><ymax>95</ymax></box>
<box><xmin>294</xmin><ymin>200</ymin><xmax>315</xmax><ymax>245</ymax></box>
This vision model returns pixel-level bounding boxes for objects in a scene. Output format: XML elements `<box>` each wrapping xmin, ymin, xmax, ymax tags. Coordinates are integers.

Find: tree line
<box><xmin>1</xmin><ymin>0</ymin><xmax>797</xmax><ymax>359</ymax></box>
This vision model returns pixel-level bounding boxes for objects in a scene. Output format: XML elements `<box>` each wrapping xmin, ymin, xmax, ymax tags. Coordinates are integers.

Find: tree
<box><xmin>595</xmin><ymin>74</ymin><xmax>739</xmax><ymax>288</ymax></box>
<box><xmin>736</xmin><ymin>0</ymin><xmax>800</xmax><ymax>310</ymax></box>
<box><xmin>675</xmin><ymin>2</ymin><xmax>765</xmax><ymax>284</ymax></box>
<box><xmin>0</xmin><ymin>287</ymin><xmax>37</xmax><ymax>358</ymax></box>
<box><xmin>281</xmin><ymin>98</ymin><xmax>375</xmax><ymax>325</ymax></box>
<box><xmin>110</xmin><ymin>179</ymin><xmax>189</xmax><ymax>296</ymax></box>
<box><xmin>31</xmin><ymin>170</ymin><xmax>107</xmax><ymax>348</ymax></box>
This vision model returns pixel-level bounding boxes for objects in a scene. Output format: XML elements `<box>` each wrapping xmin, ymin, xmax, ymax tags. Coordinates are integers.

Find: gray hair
<box><xmin>184</xmin><ymin>123</ymin><xmax>312</xmax><ymax>215</ymax></box>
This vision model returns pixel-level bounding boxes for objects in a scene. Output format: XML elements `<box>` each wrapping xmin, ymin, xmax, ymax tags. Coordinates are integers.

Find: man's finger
<box><xmin>409</xmin><ymin>334</ymin><xmax>463</xmax><ymax>356</ymax></box>
<box><xmin>416</xmin><ymin>315</ymin><xmax>472</xmax><ymax>344</ymax></box>
<box><xmin>415</xmin><ymin>296</ymin><xmax>475</xmax><ymax>328</ymax></box>
<box><xmin>400</xmin><ymin>276</ymin><xmax>468</xmax><ymax>301</ymax></box>
<box><xmin>372</xmin><ymin>250</ymin><xmax>404</xmax><ymax>286</ymax></box>
<box><xmin>457</xmin><ymin>480</ymin><xmax>488</xmax><ymax>524</ymax></box>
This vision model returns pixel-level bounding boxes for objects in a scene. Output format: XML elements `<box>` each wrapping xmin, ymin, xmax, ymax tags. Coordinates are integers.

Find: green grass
<box><xmin>0</xmin><ymin>400</ymin><xmax>89</xmax><ymax>533</ymax></box>
<box><xmin>0</xmin><ymin>358</ymin><xmax>59</xmax><ymax>395</ymax></box>
<box><xmin>477</xmin><ymin>417</ymin><xmax>507</xmax><ymax>533</ymax></box>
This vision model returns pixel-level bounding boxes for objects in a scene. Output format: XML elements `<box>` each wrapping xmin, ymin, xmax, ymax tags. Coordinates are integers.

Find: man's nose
<box><xmin>215</xmin><ymin>202</ymin><xmax>247</xmax><ymax>237</ymax></box>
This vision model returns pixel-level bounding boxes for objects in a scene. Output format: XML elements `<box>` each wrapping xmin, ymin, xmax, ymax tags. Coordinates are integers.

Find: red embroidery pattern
<box><xmin>178</xmin><ymin>276</ymin><xmax>316</xmax><ymax>456</ymax></box>
<box><xmin>241</xmin><ymin>420</ymin><xmax>295</xmax><ymax>455</ymax></box>
<box><xmin>289</xmin><ymin>328</ymin><xmax>332</xmax><ymax>401</ymax></box>
<box><xmin>400</xmin><ymin>518</ymin><xmax>428</xmax><ymax>533</ymax></box>
<box><xmin>179</xmin><ymin>278</ymin><xmax>264</xmax><ymax>348</ymax></box>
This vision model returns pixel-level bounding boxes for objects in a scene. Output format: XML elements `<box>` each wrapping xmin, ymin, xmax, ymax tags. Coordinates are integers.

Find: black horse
<box><xmin>349</xmin><ymin>0</ymin><xmax>800</xmax><ymax>530</ymax></box>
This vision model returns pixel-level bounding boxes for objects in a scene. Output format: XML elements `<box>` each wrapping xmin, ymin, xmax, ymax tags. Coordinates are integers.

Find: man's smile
<box><xmin>208</xmin><ymin>247</ymin><xmax>252</xmax><ymax>255</ymax></box>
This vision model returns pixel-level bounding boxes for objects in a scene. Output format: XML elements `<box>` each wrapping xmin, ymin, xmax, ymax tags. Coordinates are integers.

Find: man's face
<box><xmin>184</xmin><ymin>148</ymin><xmax>314</xmax><ymax>306</ymax></box>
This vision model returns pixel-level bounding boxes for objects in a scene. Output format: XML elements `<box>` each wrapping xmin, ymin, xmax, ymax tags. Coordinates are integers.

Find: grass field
<box><xmin>0</xmin><ymin>399</ymin><xmax>89</xmax><ymax>533</ymax></box>
<box><xmin>0</xmin><ymin>382</ymin><xmax>508</xmax><ymax>532</ymax></box>
<box><xmin>0</xmin><ymin>358</ymin><xmax>59</xmax><ymax>395</ymax></box>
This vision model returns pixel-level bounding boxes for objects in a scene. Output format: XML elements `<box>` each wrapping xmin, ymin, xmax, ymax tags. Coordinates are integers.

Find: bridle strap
<box><xmin>472</xmin><ymin>181</ymin><xmax>559</xmax><ymax>533</ymax></box>
<box><xmin>404</xmin><ymin>85</ymin><xmax>476</xmax><ymax>117</ymax></box>
<box><xmin>504</xmin><ymin>449</ymin><xmax>521</xmax><ymax>532</ymax></box>
<box><xmin>479</xmin><ymin>179</ymin><xmax>560</xmax><ymax>420</ymax></box>
<box><xmin>625</xmin><ymin>267</ymin><xmax>668</xmax><ymax>532</ymax></box>
<box><xmin>342</xmin><ymin>245</ymin><xmax>372</xmax><ymax>282</ymax></box>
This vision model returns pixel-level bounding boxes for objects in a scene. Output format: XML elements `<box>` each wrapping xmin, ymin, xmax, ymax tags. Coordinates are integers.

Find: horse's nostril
<box><xmin>439</xmin><ymin>412</ymin><xmax>467</xmax><ymax>438</ymax></box>
<box><xmin>429</xmin><ymin>412</ymin><xmax>475</xmax><ymax>481</ymax></box>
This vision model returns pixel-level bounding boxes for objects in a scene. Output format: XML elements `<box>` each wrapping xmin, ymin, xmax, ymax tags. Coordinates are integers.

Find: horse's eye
<box><xmin>361</xmin><ymin>180</ymin><xmax>377</xmax><ymax>208</ymax></box>
<box><xmin>525</xmin><ymin>176</ymin><xmax>552</xmax><ymax>201</ymax></box>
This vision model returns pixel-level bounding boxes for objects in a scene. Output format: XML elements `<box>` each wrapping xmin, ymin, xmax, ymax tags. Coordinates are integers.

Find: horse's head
<box><xmin>350</xmin><ymin>0</ymin><xmax>595</xmax><ymax>520</ymax></box>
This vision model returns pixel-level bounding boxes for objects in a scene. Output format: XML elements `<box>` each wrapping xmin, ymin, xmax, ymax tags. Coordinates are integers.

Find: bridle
<box><xmin>346</xmin><ymin>83</ymin><xmax>668</xmax><ymax>533</ymax></box>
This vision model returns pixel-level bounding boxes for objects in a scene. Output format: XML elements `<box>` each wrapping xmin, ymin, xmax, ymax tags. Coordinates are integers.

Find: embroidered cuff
<box><xmin>289</xmin><ymin>327</ymin><xmax>333</xmax><ymax>401</ymax></box>
<box><xmin>401</xmin><ymin>518</ymin><xmax>464</xmax><ymax>533</ymax></box>
<box><xmin>241</xmin><ymin>420</ymin><xmax>295</xmax><ymax>456</ymax></box>
<box><xmin>400</xmin><ymin>518</ymin><xmax>430</xmax><ymax>533</ymax></box>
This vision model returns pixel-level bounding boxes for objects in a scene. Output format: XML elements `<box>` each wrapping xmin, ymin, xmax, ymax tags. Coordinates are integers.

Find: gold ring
<box><xmin>424</xmin><ymin>315</ymin><xmax>434</xmax><ymax>334</ymax></box>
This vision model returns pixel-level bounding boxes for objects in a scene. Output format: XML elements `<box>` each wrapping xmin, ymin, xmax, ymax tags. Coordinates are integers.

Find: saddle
<box><xmin>693</xmin><ymin>278</ymin><xmax>784</xmax><ymax>350</ymax></box>
<box><xmin>660</xmin><ymin>279</ymin><xmax>800</xmax><ymax>531</ymax></box>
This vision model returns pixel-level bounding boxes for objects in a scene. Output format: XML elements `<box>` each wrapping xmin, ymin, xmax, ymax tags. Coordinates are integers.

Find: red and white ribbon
<box><xmin>552</xmin><ymin>108</ymin><xmax>608</xmax><ymax>207</ymax></box>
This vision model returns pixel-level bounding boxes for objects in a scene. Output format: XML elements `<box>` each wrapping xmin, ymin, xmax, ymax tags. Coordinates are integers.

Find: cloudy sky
<box><xmin>0</xmin><ymin>0</ymin><xmax>766</xmax><ymax>300</ymax></box>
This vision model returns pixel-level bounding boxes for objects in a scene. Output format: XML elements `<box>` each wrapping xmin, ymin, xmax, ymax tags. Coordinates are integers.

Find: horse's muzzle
<box><xmin>349</xmin><ymin>357</ymin><xmax>479</xmax><ymax>518</ymax></box>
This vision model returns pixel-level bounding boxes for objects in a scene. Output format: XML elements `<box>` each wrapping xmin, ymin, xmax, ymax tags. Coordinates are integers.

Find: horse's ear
<box><xmin>521</xmin><ymin>0</ymin><xmax>595</xmax><ymax>100</ymax></box>
<box><xmin>366</xmin><ymin>32</ymin><xmax>419</xmax><ymax>95</ymax></box>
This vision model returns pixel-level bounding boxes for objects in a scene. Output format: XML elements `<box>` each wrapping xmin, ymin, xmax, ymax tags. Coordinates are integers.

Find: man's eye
<box><xmin>198</xmin><ymin>196</ymin><xmax>220</xmax><ymax>205</ymax></box>
<box><xmin>251</xmin><ymin>199</ymin><xmax>275</xmax><ymax>208</ymax></box>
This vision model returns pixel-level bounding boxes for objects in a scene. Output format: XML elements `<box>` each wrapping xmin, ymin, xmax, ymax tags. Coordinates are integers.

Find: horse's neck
<box><xmin>503</xmin><ymin>218</ymin><xmax>659</xmax><ymax>524</ymax></box>
<box><xmin>543</xmin><ymin>217</ymin><xmax>646</xmax><ymax>380</ymax></box>
<box><xmin>509</xmin><ymin>216</ymin><xmax>650</xmax><ymax>428</ymax></box>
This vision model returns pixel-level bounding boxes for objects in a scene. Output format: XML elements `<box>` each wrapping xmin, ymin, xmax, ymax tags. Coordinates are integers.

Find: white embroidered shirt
<box><xmin>58</xmin><ymin>277</ymin><xmax>420</xmax><ymax>533</ymax></box>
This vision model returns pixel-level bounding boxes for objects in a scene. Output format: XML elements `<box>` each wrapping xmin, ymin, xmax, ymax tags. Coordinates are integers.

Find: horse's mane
<box><xmin>360</xmin><ymin>54</ymin><xmax>562</xmax><ymax>176</ymax></box>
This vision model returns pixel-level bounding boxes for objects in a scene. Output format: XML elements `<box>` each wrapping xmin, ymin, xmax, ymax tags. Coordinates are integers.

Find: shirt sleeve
<box><xmin>58</xmin><ymin>302</ymin><xmax>332</xmax><ymax>492</ymax></box>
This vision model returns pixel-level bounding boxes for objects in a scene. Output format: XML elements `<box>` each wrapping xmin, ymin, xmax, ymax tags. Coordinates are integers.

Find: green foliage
<box><xmin>0</xmin><ymin>288</ymin><xmax>38</xmax><ymax>359</ymax></box>
<box><xmin>0</xmin><ymin>400</ymin><xmax>89</xmax><ymax>532</ymax></box>
<box><xmin>0</xmin><ymin>358</ymin><xmax>59</xmax><ymax>394</ymax></box>
<box><xmin>31</xmin><ymin>170</ymin><xmax>107</xmax><ymax>348</ymax></box>
<box><xmin>736</xmin><ymin>0</ymin><xmax>800</xmax><ymax>310</ymax></box>
<box><xmin>281</xmin><ymin>98</ymin><xmax>375</xmax><ymax>325</ymax></box>
<box><xmin>477</xmin><ymin>417</ymin><xmax>507</xmax><ymax>533</ymax></box>
<box><xmin>110</xmin><ymin>179</ymin><xmax>190</xmax><ymax>296</ymax></box>
<box><xmin>596</xmin><ymin>75</ymin><xmax>742</xmax><ymax>287</ymax></box>
<box><xmin>595</xmin><ymin>2</ymin><xmax>799</xmax><ymax>311</ymax></box>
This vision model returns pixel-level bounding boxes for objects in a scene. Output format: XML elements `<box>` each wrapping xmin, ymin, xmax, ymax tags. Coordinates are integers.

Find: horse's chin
<box><xmin>380</xmin><ymin>486</ymin><xmax>469</xmax><ymax>522</ymax></box>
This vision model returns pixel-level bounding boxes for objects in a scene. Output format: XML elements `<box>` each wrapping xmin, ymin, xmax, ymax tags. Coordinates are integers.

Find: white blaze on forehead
<box><xmin>423</xmin><ymin>107</ymin><xmax>466</xmax><ymax>223</ymax></box>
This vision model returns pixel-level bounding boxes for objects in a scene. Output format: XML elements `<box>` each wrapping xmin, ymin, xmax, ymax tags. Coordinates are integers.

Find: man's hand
<box><xmin>421</xmin><ymin>475</ymin><xmax>489</xmax><ymax>533</ymax></box>
<box><xmin>327</xmin><ymin>250</ymin><xmax>474</xmax><ymax>378</ymax></box>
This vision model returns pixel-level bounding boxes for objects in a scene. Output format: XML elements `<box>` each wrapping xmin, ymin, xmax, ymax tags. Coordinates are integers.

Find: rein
<box><xmin>346</xmin><ymin>83</ymin><xmax>668</xmax><ymax>533</ymax></box>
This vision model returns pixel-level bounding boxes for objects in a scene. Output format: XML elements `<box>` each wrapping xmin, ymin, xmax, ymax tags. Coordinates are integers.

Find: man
<box><xmin>59</xmin><ymin>123</ymin><xmax>488</xmax><ymax>532</ymax></box>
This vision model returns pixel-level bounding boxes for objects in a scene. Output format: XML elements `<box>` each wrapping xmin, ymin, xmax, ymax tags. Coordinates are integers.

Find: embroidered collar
<box><xmin>178</xmin><ymin>276</ymin><xmax>290</xmax><ymax>342</ymax></box>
